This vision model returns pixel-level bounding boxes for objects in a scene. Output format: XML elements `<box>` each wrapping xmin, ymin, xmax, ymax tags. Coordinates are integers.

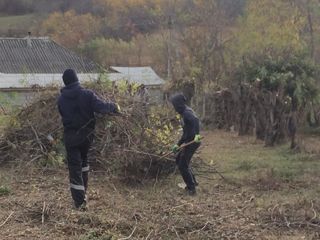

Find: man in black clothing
<box><xmin>170</xmin><ymin>93</ymin><xmax>201</xmax><ymax>195</ymax></box>
<box><xmin>58</xmin><ymin>69</ymin><xmax>119</xmax><ymax>209</ymax></box>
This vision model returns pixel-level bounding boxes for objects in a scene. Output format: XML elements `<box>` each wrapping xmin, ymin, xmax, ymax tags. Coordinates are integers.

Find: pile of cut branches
<box><xmin>0</xmin><ymin>82</ymin><xmax>177</xmax><ymax>179</ymax></box>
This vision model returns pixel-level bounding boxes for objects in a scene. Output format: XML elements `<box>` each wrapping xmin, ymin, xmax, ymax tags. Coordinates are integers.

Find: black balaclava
<box><xmin>170</xmin><ymin>93</ymin><xmax>187</xmax><ymax>114</ymax></box>
<box><xmin>62</xmin><ymin>69</ymin><xmax>79</xmax><ymax>86</ymax></box>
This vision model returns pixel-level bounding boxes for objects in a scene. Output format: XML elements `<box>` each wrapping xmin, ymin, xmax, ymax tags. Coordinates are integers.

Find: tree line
<box><xmin>3</xmin><ymin>0</ymin><xmax>320</xmax><ymax>145</ymax></box>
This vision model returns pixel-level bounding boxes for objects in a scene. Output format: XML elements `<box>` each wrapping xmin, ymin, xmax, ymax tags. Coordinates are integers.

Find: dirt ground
<box><xmin>1</xmin><ymin>131</ymin><xmax>320</xmax><ymax>239</ymax></box>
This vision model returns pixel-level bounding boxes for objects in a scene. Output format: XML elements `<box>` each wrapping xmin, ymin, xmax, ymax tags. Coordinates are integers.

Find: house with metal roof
<box><xmin>0</xmin><ymin>36</ymin><xmax>99</xmax><ymax>89</ymax></box>
<box><xmin>0</xmin><ymin>35</ymin><xmax>99</xmax><ymax>106</ymax></box>
<box><xmin>108</xmin><ymin>66</ymin><xmax>165</xmax><ymax>103</ymax></box>
<box><xmin>0</xmin><ymin>35</ymin><xmax>165</xmax><ymax>106</ymax></box>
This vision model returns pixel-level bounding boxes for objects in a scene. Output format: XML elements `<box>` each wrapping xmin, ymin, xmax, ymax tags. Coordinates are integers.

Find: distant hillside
<box><xmin>0</xmin><ymin>0</ymin><xmax>92</xmax><ymax>15</ymax></box>
<box><xmin>0</xmin><ymin>0</ymin><xmax>105</xmax><ymax>37</ymax></box>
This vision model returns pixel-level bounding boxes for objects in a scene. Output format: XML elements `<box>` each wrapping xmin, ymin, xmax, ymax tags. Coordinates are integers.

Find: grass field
<box><xmin>203</xmin><ymin>131</ymin><xmax>320</xmax><ymax>184</ymax></box>
<box><xmin>0</xmin><ymin>14</ymin><xmax>40</xmax><ymax>35</ymax></box>
<box><xmin>0</xmin><ymin>130</ymin><xmax>320</xmax><ymax>239</ymax></box>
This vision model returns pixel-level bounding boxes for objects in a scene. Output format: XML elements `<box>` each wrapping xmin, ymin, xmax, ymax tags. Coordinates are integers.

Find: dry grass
<box><xmin>1</xmin><ymin>131</ymin><xmax>320</xmax><ymax>239</ymax></box>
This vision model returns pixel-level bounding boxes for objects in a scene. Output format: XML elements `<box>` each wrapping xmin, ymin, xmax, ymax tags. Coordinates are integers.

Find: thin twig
<box><xmin>0</xmin><ymin>211</ymin><xmax>14</xmax><ymax>228</ymax></box>
<box><xmin>42</xmin><ymin>201</ymin><xmax>46</xmax><ymax>224</ymax></box>
<box><xmin>119</xmin><ymin>226</ymin><xmax>137</xmax><ymax>240</ymax></box>
<box><xmin>29</xmin><ymin>123</ymin><xmax>45</xmax><ymax>153</ymax></box>
<box><xmin>123</xmin><ymin>149</ymin><xmax>174</xmax><ymax>161</ymax></box>
<box><xmin>145</xmin><ymin>230</ymin><xmax>153</xmax><ymax>240</ymax></box>
<box><xmin>164</xmin><ymin>203</ymin><xmax>193</xmax><ymax>212</ymax></box>
<box><xmin>153</xmin><ymin>168</ymin><xmax>160</xmax><ymax>189</ymax></box>
<box><xmin>310</xmin><ymin>200</ymin><xmax>317</xmax><ymax>222</ymax></box>
<box><xmin>189</xmin><ymin>221</ymin><xmax>212</xmax><ymax>234</ymax></box>
<box><xmin>172</xmin><ymin>226</ymin><xmax>181</xmax><ymax>239</ymax></box>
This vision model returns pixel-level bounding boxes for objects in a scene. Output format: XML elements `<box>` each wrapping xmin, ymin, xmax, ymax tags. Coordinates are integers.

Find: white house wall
<box><xmin>0</xmin><ymin>73</ymin><xmax>99</xmax><ymax>88</ymax></box>
<box><xmin>0</xmin><ymin>72</ymin><xmax>165</xmax><ymax>106</ymax></box>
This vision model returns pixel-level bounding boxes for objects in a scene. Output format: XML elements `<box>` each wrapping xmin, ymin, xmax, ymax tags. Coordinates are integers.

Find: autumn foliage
<box><xmin>40</xmin><ymin>10</ymin><xmax>100</xmax><ymax>48</ymax></box>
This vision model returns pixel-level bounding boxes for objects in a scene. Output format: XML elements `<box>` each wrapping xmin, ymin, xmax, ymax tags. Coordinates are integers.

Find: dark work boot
<box><xmin>188</xmin><ymin>188</ymin><xmax>196</xmax><ymax>196</ymax></box>
<box><xmin>74</xmin><ymin>199</ymin><xmax>87</xmax><ymax>211</ymax></box>
<box><xmin>185</xmin><ymin>186</ymin><xmax>197</xmax><ymax>196</ymax></box>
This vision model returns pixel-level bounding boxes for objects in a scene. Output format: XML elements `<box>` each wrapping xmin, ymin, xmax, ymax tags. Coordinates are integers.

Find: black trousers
<box><xmin>65</xmin><ymin>139</ymin><xmax>90</xmax><ymax>207</ymax></box>
<box><xmin>176</xmin><ymin>142</ymin><xmax>200</xmax><ymax>190</ymax></box>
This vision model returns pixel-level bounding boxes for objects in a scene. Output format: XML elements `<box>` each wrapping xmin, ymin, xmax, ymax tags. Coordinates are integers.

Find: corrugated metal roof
<box><xmin>0</xmin><ymin>37</ymin><xmax>98</xmax><ymax>74</ymax></box>
<box><xmin>110</xmin><ymin>66</ymin><xmax>165</xmax><ymax>85</ymax></box>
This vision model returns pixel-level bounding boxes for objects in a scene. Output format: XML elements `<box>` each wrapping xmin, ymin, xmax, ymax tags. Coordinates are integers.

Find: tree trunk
<box><xmin>307</xmin><ymin>0</ymin><xmax>315</xmax><ymax>59</ymax></box>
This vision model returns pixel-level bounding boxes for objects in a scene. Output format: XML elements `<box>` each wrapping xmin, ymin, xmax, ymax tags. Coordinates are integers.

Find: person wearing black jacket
<box><xmin>170</xmin><ymin>93</ymin><xmax>201</xmax><ymax>195</ymax></box>
<box><xmin>58</xmin><ymin>69</ymin><xmax>119</xmax><ymax>210</ymax></box>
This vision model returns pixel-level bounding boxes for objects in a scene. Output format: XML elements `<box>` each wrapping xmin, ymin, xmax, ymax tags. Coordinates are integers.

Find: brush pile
<box><xmin>0</xmin><ymin>82</ymin><xmax>177</xmax><ymax>179</ymax></box>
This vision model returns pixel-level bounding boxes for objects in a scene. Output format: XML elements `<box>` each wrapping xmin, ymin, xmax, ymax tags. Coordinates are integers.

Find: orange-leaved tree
<box><xmin>40</xmin><ymin>10</ymin><xmax>101</xmax><ymax>48</ymax></box>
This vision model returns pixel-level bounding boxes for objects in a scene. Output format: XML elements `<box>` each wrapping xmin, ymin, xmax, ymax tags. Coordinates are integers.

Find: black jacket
<box><xmin>57</xmin><ymin>82</ymin><xmax>117</xmax><ymax>146</ymax></box>
<box><xmin>171</xmin><ymin>94</ymin><xmax>200</xmax><ymax>146</ymax></box>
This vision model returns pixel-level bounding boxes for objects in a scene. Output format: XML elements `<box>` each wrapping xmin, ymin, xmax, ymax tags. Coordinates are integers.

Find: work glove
<box><xmin>194</xmin><ymin>134</ymin><xmax>202</xmax><ymax>143</ymax></box>
<box><xmin>171</xmin><ymin>144</ymin><xmax>179</xmax><ymax>153</ymax></box>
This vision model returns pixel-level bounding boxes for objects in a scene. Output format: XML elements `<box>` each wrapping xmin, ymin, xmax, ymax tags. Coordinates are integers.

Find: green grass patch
<box><xmin>0</xmin><ymin>115</ymin><xmax>11</xmax><ymax>129</ymax></box>
<box><xmin>235</xmin><ymin>160</ymin><xmax>255</xmax><ymax>171</ymax></box>
<box><xmin>301</xmin><ymin>125</ymin><xmax>320</xmax><ymax>136</ymax></box>
<box><xmin>273</xmin><ymin>167</ymin><xmax>300</xmax><ymax>181</ymax></box>
<box><xmin>0</xmin><ymin>14</ymin><xmax>39</xmax><ymax>32</ymax></box>
<box><xmin>200</xmin><ymin>131</ymin><xmax>320</xmax><ymax>184</ymax></box>
<box><xmin>0</xmin><ymin>186</ymin><xmax>10</xmax><ymax>196</ymax></box>
<box><xmin>0</xmin><ymin>14</ymin><xmax>34</xmax><ymax>25</ymax></box>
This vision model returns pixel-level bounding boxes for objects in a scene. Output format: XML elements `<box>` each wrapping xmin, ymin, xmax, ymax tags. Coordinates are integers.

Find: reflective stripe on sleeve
<box><xmin>70</xmin><ymin>183</ymin><xmax>85</xmax><ymax>191</ymax></box>
<box><xmin>82</xmin><ymin>166</ymin><xmax>90</xmax><ymax>172</ymax></box>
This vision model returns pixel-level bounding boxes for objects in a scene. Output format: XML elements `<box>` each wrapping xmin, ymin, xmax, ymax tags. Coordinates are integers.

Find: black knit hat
<box><xmin>62</xmin><ymin>69</ymin><xmax>79</xmax><ymax>86</ymax></box>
